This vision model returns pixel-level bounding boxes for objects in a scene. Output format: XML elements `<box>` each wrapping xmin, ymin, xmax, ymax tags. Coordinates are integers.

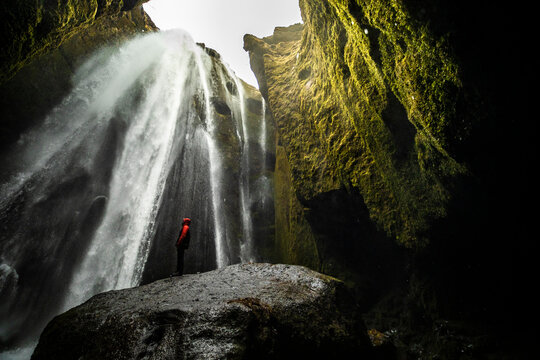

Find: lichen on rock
<box><xmin>245</xmin><ymin>0</ymin><xmax>473</xmax><ymax>248</ymax></box>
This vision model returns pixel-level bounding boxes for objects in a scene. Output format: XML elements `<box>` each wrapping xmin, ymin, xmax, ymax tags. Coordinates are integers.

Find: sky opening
<box><xmin>143</xmin><ymin>0</ymin><xmax>303</xmax><ymax>88</ymax></box>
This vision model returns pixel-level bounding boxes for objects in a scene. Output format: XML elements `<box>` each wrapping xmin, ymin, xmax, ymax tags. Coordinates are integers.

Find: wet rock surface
<box><xmin>32</xmin><ymin>263</ymin><xmax>371</xmax><ymax>359</ymax></box>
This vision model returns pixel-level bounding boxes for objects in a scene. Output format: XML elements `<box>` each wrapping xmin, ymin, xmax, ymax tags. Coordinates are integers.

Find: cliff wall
<box><xmin>0</xmin><ymin>0</ymin><xmax>149</xmax><ymax>84</ymax></box>
<box><xmin>245</xmin><ymin>0</ymin><xmax>533</xmax><ymax>357</ymax></box>
<box><xmin>245</xmin><ymin>1</ymin><xmax>474</xmax><ymax>250</ymax></box>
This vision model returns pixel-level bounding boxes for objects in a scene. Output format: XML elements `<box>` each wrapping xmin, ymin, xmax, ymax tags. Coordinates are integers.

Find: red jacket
<box><xmin>176</xmin><ymin>218</ymin><xmax>191</xmax><ymax>248</ymax></box>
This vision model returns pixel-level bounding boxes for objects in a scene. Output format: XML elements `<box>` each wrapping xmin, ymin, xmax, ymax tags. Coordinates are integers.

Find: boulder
<box><xmin>31</xmin><ymin>263</ymin><xmax>372</xmax><ymax>359</ymax></box>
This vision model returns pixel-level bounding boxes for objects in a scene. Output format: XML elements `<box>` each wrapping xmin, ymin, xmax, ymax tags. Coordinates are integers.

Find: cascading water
<box><xmin>229</xmin><ymin>69</ymin><xmax>255</xmax><ymax>263</ymax></box>
<box><xmin>0</xmin><ymin>29</ymin><xmax>271</xmax><ymax>353</ymax></box>
<box><xmin>193</xmin><ymin>52</ymin><xmax>230</xmax><ymax>269</ymax></box>
<box><xmin>64</xmin><ymin>33</ymin><xmax>191</xmax><ymax>308</ymax></box>
<box><xmin>260</xmin><ymin>98</ymin><xmax>268</xmax><ymax>161</ymax></box>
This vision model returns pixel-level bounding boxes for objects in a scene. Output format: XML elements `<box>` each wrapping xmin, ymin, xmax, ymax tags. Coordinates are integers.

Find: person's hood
<box><xmin>183</xmin><ymin>218</ymin><xmax>191</xmax><ymax>225</ymax></box>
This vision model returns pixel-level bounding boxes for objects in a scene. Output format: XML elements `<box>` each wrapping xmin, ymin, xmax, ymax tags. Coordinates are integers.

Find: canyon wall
<box><xmin>0</xmin><ymin>0</ymin><xmax>150</xmax><ymax>84</ymax></box>
<box><xmin>245</xmin><ymin>0</ymin><xmax>533</xmax><ymax>357</ymax></box>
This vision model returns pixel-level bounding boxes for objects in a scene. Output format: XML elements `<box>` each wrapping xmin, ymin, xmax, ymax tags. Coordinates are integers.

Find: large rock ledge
<box><xmin>32</xmin><ymin>264</ymin><xmax>372</xmax><ymax>359</ymax></box>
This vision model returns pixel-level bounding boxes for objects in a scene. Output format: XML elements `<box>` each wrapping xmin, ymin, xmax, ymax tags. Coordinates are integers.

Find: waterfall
<box><xmin>63</xmin><ymin>32</ymin><xmax>189</xmax><ymax>308</ymax></box>
<box><xmin>0</xmin><ymin>29</ymin><xmax>270</xmax><ymax>351</ymax></box>
<box><xmin>260</xmin><ymin>98</ymin><xmax>267</xmax><ymax>173</ymax></box>
<box><xmin>228</xmin><ymin>69</ymin><xmax>255</xmax><ymax>263</ymax></box>
<box><xmin>193</xmin><ymin>51</ymin><xmax>228</xmax><ymax>269</ymax></box>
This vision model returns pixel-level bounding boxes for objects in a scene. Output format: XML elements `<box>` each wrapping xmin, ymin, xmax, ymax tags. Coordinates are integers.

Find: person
<box><xmin>173</xmin><ymin>218</ymin><xmax>191</xmax><ymax>276</ymax></box>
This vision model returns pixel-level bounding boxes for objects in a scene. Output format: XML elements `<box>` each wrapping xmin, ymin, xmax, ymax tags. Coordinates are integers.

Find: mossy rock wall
<box><xmin>244</xmin><ymin>0</ymin><xmax>481</xmax><ymax>333</ymax></box>
<box><xmin>246</xmin><ymin>0</ymin><xmax>534</xmax><ymax>356</ymax></box>
<box><xmin>0</xmin><ymin>0</ymin><xmax>149</xmax><ymax>85</ymax></box>
<box><xmin>245</xmin><ymin>0</ymin><xmax>476</xmax><ymax>252</ymax></box>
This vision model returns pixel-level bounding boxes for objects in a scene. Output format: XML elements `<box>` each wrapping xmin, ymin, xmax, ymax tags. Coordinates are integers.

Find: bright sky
<box><xmin>143</xmin><ymin>0</ymin><xmax>303</xmax><ymax>88</ymax></box>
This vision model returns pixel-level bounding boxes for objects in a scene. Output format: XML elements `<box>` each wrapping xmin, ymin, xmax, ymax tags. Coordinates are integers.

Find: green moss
<box><xmin>246</xmin><ymin>0</ymin><xmax>471</xmax><ymax>247</ymax></box>
<box><xmin>274</xmin><ymin>145</ymin><xmax>320</xmax><ymax>268</ymax></box>
<box><xmin>1</xmin><ymin>1</ymin><xmax>150</xmax><ymax>84</ymax></box>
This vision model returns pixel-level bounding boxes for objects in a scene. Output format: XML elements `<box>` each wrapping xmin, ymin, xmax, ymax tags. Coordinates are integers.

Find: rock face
<box><xmin>244</xmin><ymin>0</ymin><xmax>533</xmax><ymax>358</ymax></box>
<box><xmin>31</xmin><ymin>264</ymin><xmax>371</xmax><ymax>360</ymax></box>
<box><xmin>243</xmin><ymin>1</ymin><xmax>473</xmax><ymax>313</ymax></box>
<box><xmin>244</xmin><ymin>1</ymin><xmax>468</xmax><ymax>251</ymax></box>
<box><xmin>0</xmin><ymin>0</ymin><xmax>149</xmax><ymax>84</ymax></box>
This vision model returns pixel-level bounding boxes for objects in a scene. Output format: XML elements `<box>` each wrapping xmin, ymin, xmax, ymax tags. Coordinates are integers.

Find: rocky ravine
<box><xmin>31</xmin><ymin>264</ymin><xmax>372</xmax><ymax>360</ymax></box>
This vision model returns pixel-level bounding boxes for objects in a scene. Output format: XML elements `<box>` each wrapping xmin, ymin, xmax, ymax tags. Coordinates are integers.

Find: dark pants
<box><xmin>176</xmin><ymin>246</ymin><xmax>185</xmax><ymax>275</ymax></box>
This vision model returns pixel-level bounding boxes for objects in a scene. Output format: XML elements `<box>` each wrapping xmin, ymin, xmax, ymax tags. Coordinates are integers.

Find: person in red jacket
<box><xmin>173</xmin><ymin>218</ymin><xmax>191</xmax><ymax>276</ymax></box>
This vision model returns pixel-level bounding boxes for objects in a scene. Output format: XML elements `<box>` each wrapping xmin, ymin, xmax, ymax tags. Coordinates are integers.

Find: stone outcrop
<box><xmin>31</xmin><ymin>263</ymin><xmax>372</xmax><ymax>359</ymax></box>
<box><xmin>0</xmin><ymin>0</ymin><xmax>150</xmax><ymax>84</ymax></box>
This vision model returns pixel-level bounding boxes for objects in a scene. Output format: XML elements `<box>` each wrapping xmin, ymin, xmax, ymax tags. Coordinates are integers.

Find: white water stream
<box><xmin>64</xmin><ymin>31</ymin><xmax>192</xmax><ymax>307</ymax></box>
<box><xmin>0</xmin><ymin>29</ymin><xmax>270</xmax><ymax>354</ymax></box>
